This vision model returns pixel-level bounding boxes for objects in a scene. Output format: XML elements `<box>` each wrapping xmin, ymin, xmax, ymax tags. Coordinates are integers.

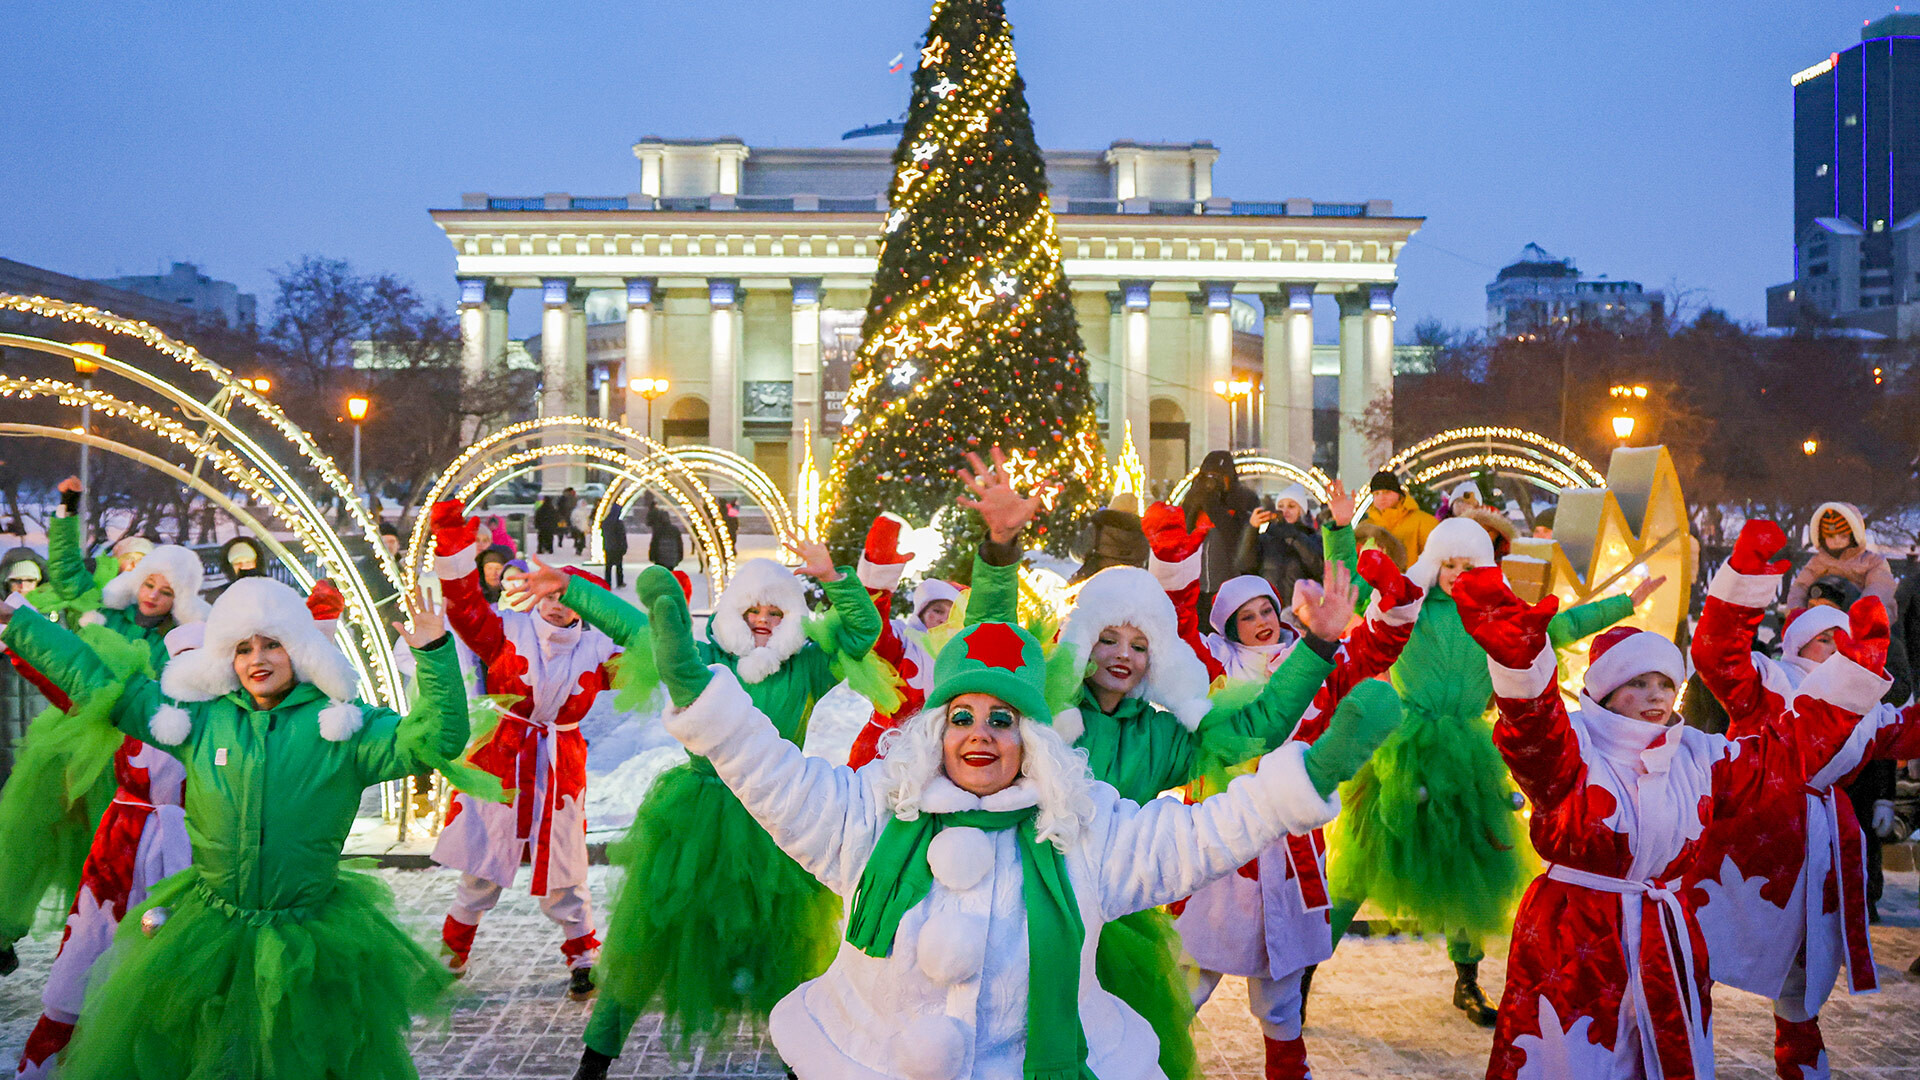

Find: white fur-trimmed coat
<box><xmin>665</xmin><ymin>668</ymin><xmax>1341</xmax><ymax>1080</ymax></box>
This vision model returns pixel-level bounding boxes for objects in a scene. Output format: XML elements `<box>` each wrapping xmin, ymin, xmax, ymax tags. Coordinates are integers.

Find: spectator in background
<box><xmin>218</xmin><ymin>536</ymin><xmax>269</xmax><ymax>586</ymax></box>
<box><xmin>534</xmin><ymin>497</ymin><xmax>559</xmax><ymax>555</ymax></box>
<box><xmin>1530</xmin><ymin>506</ymin><xmax>1555</xmax><ymax>540</ymax></box>
<box><xmin>599</xmin><ymin>505</ymin><xmax>629</xmax><ymax>588</ymax></box>
<box><xmin>1181</xmin><ymin>450</ymin><xmax>1260</xmax><ymax>623</ymax></box>
<box><xmin>1252</xmin><ymin>483</ymin><xmax>1323</xmax><ymax>608</ymax></box>
<box><xmin>569</xmin><ymin>498</ymin><xmax>592</xmax><ymax>557</ymax></box>
<box><xmin>0</xmin><ymin>548</ymin><xmax>46</xmax><ymax>597</ymax></box>
<box><xmin>722</xmin><ymin>498</ymin><xmax>741</xmax><ymax>546</ymax></box>
<box><xmin>1070</xmin><ymin>493</ymin><xmax>1149</xmax><ymax>582</ymax></box>
<box><xmin>1362</xmin><ymin>470</ymin><xmax>1437</xmax><ymax>569</ymax></box>
<box><xmin>377</xmin><ymin>522</ymin><xmax>402</xmax><ymax>560</ymax></box>
<box><xmin>485</xmin><ymin>515</ymin><xmax>516</xmax><ymax>558</ymax></box>
<box><xmin>646</xmin><ymin>504</ymin><xmax>684</xmax><ymax>570</ymax></box>
<box><xmin>1788</xmin><ymin>501</ymin><xmax>1895</xmax><ymax>610</ymax></box>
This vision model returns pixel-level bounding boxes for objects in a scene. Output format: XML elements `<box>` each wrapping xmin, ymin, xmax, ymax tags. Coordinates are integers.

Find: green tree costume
<box><xmin>565</xmin><ymin>570</ymin><xmax>882</xmax><ymax>1058</ymax></box>
<box><xmin>1321</xmin><ymin>530</ymin><xmax>1632</xmax><ymax>963</ymax></box>
<box><xmin>2</xmin><ymin>606</ymin><xmax>473</xmax><ymax>1080</ymax></box>
<box><xmin>966</xmin><ymin>546</ymin><xmax>1335</xmax><ymax>1080</ymax></box>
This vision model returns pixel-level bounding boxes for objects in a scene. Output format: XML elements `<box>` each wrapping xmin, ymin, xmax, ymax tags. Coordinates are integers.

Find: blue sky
<box><xmin>0</xmin><ymin>1</ymin><xmax>1885</xmax><ymax>339</ymax></box>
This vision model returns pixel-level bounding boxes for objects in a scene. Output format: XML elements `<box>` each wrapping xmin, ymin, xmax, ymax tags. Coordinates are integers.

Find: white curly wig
<box><xmin>877</xmin><ymin>705</ymin><xmax>1099</xmax><ymax>852</ymax></box>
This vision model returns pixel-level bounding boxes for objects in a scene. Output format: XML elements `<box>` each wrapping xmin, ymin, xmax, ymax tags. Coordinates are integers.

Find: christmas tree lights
<box><xmin>823</xmin><ymin>0</ymin><xmax>1108</xmax><ymax>571</ymax></box>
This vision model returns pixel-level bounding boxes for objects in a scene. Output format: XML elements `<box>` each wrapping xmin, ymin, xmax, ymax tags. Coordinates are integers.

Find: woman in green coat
<box><xmin>511</xmin><ymin>545</ymin><xmax>882</xmax><ymax>1080</ymax></box>
<box><xmin>0</xmin><ymin>576</ymin><xmax>473</xmax><ymax>1080</ymax></box>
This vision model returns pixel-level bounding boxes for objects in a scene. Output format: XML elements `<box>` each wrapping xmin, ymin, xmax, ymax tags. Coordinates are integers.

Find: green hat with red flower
<box><xmin>924</xmin><ymin>621</ymin><xmax>1055</xmax><ymax>725</ymax></box>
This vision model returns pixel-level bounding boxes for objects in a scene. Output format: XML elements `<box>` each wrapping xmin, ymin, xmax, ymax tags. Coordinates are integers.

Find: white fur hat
<box><xmin>1272</xmin><ymin>483</ymin><xmax>1311</xmax><ymax>513</ymax></box>
<box><xmin>156</xmin><ymin>577</ymin><xmax>362</xmax><ymax>743</ymax></box>
<box><xmin>1583</xmin><ymin>626</ymin><xmax>1687</xmax><ymax>704</ymax></box>
<box><xmin>1055</xmin><ymin>565</ymin><xmax>1213</xmax><ymax>731</ymax></box>
<box><xmin>709</xmin><ymin>557</ymin><xmax>809</xmax><ymax>684</ymax></box>
<box><xmin>1782</xmin><ymin>604</ymin><xmax>1850</xmax><ymax>661</ymax></box>
<box><xmin>1209</xmin><ymin>574</ymin><xmax>1282</xmax><ymax>638</ymax></box>
<box><xmin>1407</xmin><ymin>517</ymin><xmax>1497</xmax><ymax>594</ymax></box>
<box><xmin>102</xmin><ymin>545</ymin><xmax>209</xmax><ymax>624</ymax></box>
<box><xmin>911</xmin><ymin>579</ymin><xmax>962</xmax><ymax>621</ymax></box>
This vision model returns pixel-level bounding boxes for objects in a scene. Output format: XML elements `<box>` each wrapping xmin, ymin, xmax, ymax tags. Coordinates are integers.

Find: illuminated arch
<box><xmin>1360</xmin><ymin>426</ymin><xmax>1606</xmax><ymax>518</ymax></box>
<box><xmin>659</xmin><ymin>446</ymin><xmax>800</xmax><ymax>547</ymax></box>
<box><xmin>0</xmin><ymin>296</ymin><xmax>406</xmax><ymax>707</ymax></box>
<box><xmin>1169</xmin><ymin>453</ymin><xmax>1334</xmax><ymax>506</ymax></box>
<box><xmin>407</xmin><ymin>417</ymin><xmax>734</xmax><ymax>595</ymax></box>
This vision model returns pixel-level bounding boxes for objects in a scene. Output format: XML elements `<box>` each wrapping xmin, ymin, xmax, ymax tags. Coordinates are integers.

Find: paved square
<box><xmin>3</xmin><ymin>863</ymin><xmax>1916</xmax><ymax>1077</ymax></box>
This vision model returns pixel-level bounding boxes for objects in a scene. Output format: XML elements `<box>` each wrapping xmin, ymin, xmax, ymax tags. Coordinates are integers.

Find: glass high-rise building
<box><xmin>1791</xmin><ymin>13</ymin><xmax>1920</xmax><ymax>273</ymax></box>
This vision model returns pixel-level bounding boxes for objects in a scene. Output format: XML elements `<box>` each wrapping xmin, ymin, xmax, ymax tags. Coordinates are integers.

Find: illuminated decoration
<box><xmin>796</xmin><ymin>420</ymin><xmax>824</xmax><ymax>539</ymax></box>
<box><xmin>1112</xmin><ymin>420</ymin><xmax>1145</xmax><ymax>502</ymax></box>
<box><xmin>0</xmin><ymin>295</ymin><xmax>406</xmax><ymax>710</ymax></box>
<box><xmin>1502</xmin><ymin>446</ymin><xmax>1694</xmax><ymax>701</ymax></box>
<box><xmin>920</xmin><ymin>35</ymin><xmax>948</xmax><ymax>68</ymax></box>
<box><xmin>824</xmin><ymin>0</ymin><xmax>1109</xmax><ymax>574</ymax></box>
<box><xmin>408</xmin><ymin>416</ymin><xmax>742</xmax><ymax>595</ymax></box>
<box><xmin>1018</xmin><ymin>563</ymin><xmax>1076</xmax><ymax>624</ymax></box>
<box><xmin>1791</xmin><ymin>54</ymin><xmax>1837</xmax><ymax>87</ymax></box>
<box><xmin>1170</xmin><ymin>451</ymin><xmax>1334</xmax><ymax>506</ymax></box>
<box><xmin>1351</xmin><ymin>425</ymin><xmax>1606</xmax><ymax>520</ymax></box>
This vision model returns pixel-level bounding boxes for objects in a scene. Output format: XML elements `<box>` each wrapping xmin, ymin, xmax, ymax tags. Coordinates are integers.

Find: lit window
<box><xmin>1875</xmin><ymin>219</ymin><xmax>1887</xmax><ymax>232</ymax></box>
<box><xmin>1816</xmin><ymin>163</ymin><xmax>1829</xmax><ymax>176</ymax></box>
<box><xmin>1846</xmin><ymin>114</ymin><xmax>1859</xmax><ymax>126</ymax></box>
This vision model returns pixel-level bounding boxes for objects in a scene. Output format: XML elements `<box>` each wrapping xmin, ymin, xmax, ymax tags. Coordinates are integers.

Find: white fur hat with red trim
<box><xmin>156</xmin><ymin>577</ymin><xmax>363</xmax><ymax>744</ymax></box>
<box><xmin>1055</xmin><ymin>565</ymin><xmax>1212</xmax><ymax>731</ymax></box>
<box><xmin>1583</xmin><ymin>626</ymin><xmax>1687</xmax><ymax>703</ymax></box>
<box><xmin>1781</xmin><ymin>605</ymin><xmax>1849</xmax><ymax>661</ymax></box>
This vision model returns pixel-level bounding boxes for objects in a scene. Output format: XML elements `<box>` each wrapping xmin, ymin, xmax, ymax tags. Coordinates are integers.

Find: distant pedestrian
<box><xmin>569</xmin><ymin>499</ymin><xmax>591</xmax><ymax>557</ymax></box>
<box><xmin>599</xmin><ymin>507</ymin><xmax>629</xmax><ymax>588</ymax></box>
<box><xmin>534</xmin><ymin>497</ymin><xmax>559</xmax><ymax>555</ymax></box>
<box><xmin>646</xmin><ymin>505</ymin><xmax>683</xmax><ymax>570</ymax></box>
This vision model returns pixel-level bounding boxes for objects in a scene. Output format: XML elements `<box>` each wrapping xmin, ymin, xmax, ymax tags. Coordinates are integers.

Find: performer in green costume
<box><xmin>0</xmin><ymin>577</ymin><xmax>479</xmax><ymax>1080</ymax></box>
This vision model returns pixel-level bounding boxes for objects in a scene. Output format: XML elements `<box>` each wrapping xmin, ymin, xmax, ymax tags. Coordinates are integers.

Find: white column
<box><xmin>1363</xmin><ymin>283</ymin><xmax>1397</xmax><ymax>469</ymax></box>
<box><xmin>540</xmin><ymin>278</ymin><xmax>575</xmax><ymax>492</ymax></box>
<box><xmin>1202</xmin><ymin>282</ymin><xmax>1234</xmax><ymax>451</ymax></box>
<box><xmin>1121</xmin><ymin>281</ymin><xmax>1152</xmax><ymax>455</ymax></box>
<box><xmin>623</xmin><ymin>278</ymin><xmax>656</xmax><ymax>436</ymax></box>
<box><xmin>789</xmin><ymin>278</ymin><xmax>821</xmax><ymax>483</ymax></box>
<box><xmin>1262</xmin><ymin>284</ymin><xmax>1316</xmax><ymax>465</ymax></box>
<box><xmin>708</xmin><ymin>279</ymin><xmax>740</xmax><ymax>453</ymax></box>
<box><xmin>1336</xmin><ymin>290</ymin><xmax>1369</xmax><ymax>485</ymax></box>
<box><xmin>457</xmin><ymin>278</ymin><xmax>495</xmax><ymax>441</ymax></box>
<box><xmin>1106</xmin><ymin>291</ymin><xmax>1126</xmax><ymax>448</ymax></box>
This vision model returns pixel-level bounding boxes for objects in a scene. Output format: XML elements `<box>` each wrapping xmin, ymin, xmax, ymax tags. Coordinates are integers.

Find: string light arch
<box><xmin>1359</xmin><ymin>426</ymin><xmax>1606</xmax><ymax>518</ymax></box>
<box><xmin>1168</xmin><ymin>453</ymin><xmax>1334</xmax><ymax>506</ymax></box>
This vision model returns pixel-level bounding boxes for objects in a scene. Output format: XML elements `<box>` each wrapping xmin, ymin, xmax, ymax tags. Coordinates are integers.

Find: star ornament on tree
<box><xmin>958</xmin><ymin>280</ymin><xmax>995</xmax><ymax>315</ymax></box>
<box><xmin>990</xmin><ymin>271</ymin><xmax>1019</xmax><ymax>297</ymax></box>
<box><xmin>911</xmin><ymin>142</ymin><xmax>938</xmax><ymax>163</ymax></box>
<box><xmin>963</xmin><ymin>622</ymin><xmax>1030</xmax><ymax>672</ymax></box>
<box><xmin>930</xmin><ymin>78</ymin><xmax>959</xmax><ymax>99</ymax></box>
<box><xmin>920</xmin><ymin>36</ymin><xmax>949</xmax><ymax>69</ymax></box>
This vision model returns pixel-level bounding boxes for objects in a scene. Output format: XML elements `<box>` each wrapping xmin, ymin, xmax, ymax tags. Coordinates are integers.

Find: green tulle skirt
<box><xmin>59</xmin><ymin>869</ymin><xmax>452</xmax><ymax>1080</ymax></box>
<box><xmin>1325</xmin><ymin>704</ymin><xmax>1534</xmax><ymax>943</ymax></box>
<box><xmin>597</xmin><ymin>761</ymin><xmax>841</xmax><ymax>1050</ymax></box>
<box><xmin>1096</xmin><ymin>907</ymin><xmax>1198</xmax><ymax>1080</ymax></box>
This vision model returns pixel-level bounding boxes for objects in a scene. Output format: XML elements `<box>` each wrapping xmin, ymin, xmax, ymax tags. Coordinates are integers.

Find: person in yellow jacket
<box><xmin>1362</xmin><ymin>470</ymin><xmax>1438</xmax><ymax>569</ymax></box>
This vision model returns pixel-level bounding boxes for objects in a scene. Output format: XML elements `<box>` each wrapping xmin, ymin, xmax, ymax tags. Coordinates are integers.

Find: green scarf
<box><xmin>846</xmin><ymin>806</ymin><xmax>1096</xmax><ymax>1080</ymax></box>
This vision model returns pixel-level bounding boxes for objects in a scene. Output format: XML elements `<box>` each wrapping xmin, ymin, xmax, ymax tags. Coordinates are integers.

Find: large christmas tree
<box><xmin>823</xmin><ymin>0</ymin><xmax>1107</xmax><ymax>571</ymax></box>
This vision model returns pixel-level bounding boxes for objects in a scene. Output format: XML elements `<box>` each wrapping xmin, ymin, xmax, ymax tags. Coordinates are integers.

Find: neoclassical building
<box><xmin>433</xmin><ymin>138</ymin><xmax>1420</xmax><ymax>489</ymax></box>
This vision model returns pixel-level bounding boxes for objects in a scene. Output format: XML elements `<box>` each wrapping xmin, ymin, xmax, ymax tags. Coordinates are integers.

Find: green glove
<box><xmin>1302</xmin><ymin>680</ymin><xmax>1402</xmax><ymax>798</ymax></box>
<box><xmin>636</xmin><ymin>566</ymin><xmax>712</xmax><ymax>707</ymax></box>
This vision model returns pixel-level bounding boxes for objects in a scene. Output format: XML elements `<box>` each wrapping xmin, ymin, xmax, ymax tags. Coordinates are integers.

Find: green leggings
<box><xmin>1328</xmin><ymin>897</ymin><xmax>1484</xmax><ymax>965</ymax></box>
<box><xmin>583</xmin><ymin>997</ymin><xmax>638</xmax><ymax>1059</ymax></box>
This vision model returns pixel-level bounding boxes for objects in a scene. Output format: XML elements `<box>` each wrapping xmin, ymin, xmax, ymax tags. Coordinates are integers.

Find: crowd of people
<box><xmin>0</xmin><ymin>453</ymin><xmax>1914</xmax><ymax>1080</ymax></box>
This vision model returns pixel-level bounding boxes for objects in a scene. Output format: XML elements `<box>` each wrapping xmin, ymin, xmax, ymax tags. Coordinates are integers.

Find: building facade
<box><xmin>92</xmin><ymin>262</ymin><xmax>256</xmax><ymax>329</ymax></box>
<box><xmin>433</xmin><ymin>139</ymin><xmax>1421</xmax><ymax>489</ymax></box>
<box><xmin>1768</xmin><ymin>12</ymin><xmax>1920</xmax><ymax>336</ymax></box>
<box><xmin>1485</xmin><ymin>244</ymin><xmax>1662</xmax><ymax>338</ymax></box>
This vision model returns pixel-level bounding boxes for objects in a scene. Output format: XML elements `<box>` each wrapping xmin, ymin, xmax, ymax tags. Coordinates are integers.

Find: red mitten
<box><xmin>305</xmin><ymin>579</ymin><xmax>345</xmax><ymax>623</ymax></box>
<box><xmin>1357</xmin><ymin>547</ymin><xmax>1423</xmax><ymax>611</ymax></box>
<box><xmin>863</xmin><ymin>513</ymin><xmax>914</xmax><ymax>566</ymax></box>
<box><xmin>1728</xmin><ymin>520</ymin><xmax>1791</xmax><ymax>576</ymax></box>
<box><xmin>1453</xmin><ymin>566</ymin><xmax>1559</xmax><ymax>669</ymax></box>
<box><xmin>1835</xmin><ymin>596</ymin><xmax>1891</xmax><ymax>676</ymax></box>
<box><xmin>430</xmin><ymin>499</ymin><xmax>480</xmax><ymax>557</ymax></box>
<box><xmin>1142</xmin><ymin>501</ymin><xmax>1211</xmax><ymax>562</ymax></box>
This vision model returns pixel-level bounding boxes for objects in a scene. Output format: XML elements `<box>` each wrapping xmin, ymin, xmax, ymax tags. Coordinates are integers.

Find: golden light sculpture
<box><xmin>0</xmin><ymin>297</ymin><xmax>406</xmax><ymax>708</ymax></box>
<box><xmin>1168</xmin><ymin>451</ymin><xmax>1334</xmax><ymax>506</ymax></box>
<box><xmin>796</xmin><ymin>420</ymin><xmax>824</xmax><ymax>540</ymax></box>
<box><xmin>406</xmin><ymin>416</ymin><xmax>734</xmax><ymax>596</ymax></box>
<box><xmin>1502</xmin><ymin>445</ymin><xmax>1694</xmax><ymax>696</ymax></box>
<box><xmin>1112</xmin><ymin>420</ymin><xmax>1146</xmax><ymax>503</ymax></box>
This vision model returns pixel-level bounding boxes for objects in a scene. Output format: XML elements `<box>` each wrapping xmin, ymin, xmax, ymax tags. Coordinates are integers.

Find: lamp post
<box><xmin>72</xmin><ymin>343</ymin><xmax>104</xmax><ymax>536</ymax></box>
<box><xmin>346</xmin><ymin>395</ymin><xmax>370</xmax><ymax>503</ymax></box>
<box><xmin>1802</xmin><ymin>437</ymin><xmax>1819</xmax><ymax>456</ymax></box>
<box><xmin>1611</xmin><ymin>414</ymin><xmax>1636</xmax><ymax>444</ymax></box>
<box><xmin>1212</xmin><ymin>378</ymin><xmax>1254</xmax><ymax>450</ymax></box>
<box><xmin>630</xmin><ymin>377</ymin><xmax>670</xmax><ymax>438</ymax></box>
<box><xmin>1607</xmin><ymin>384</ymin><xmax>1648</xmax><ymax>447</ymax></box>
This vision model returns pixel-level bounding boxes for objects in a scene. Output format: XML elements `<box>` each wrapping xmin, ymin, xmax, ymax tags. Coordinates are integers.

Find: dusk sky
<box><xmin>0</xmin><ymin>1</ymin><xmax>1887</xmax><ymax>340</ymax></box>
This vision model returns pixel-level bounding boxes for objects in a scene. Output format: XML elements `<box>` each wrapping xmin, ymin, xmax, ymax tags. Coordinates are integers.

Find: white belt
<box><xmin>1547</xmin><ymin>864</ymin><xmax>1707</xmax><ymax>1079</ymax></box>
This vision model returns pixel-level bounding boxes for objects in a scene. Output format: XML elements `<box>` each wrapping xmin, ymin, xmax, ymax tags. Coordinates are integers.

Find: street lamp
<box><xmin>346</xmin><ymin>395</ymin><xmax>370</xmax><ymax>501</ymax></box>
<box><xmin>72</xmin><ymin>343</ymin><xmax>105</xmax><ymax>532</ymax></box>
<box><xmin>1802</xmin><ymin>437</ymin><xmax>1819</xmax><ymax>456</ymax></box>
<box><xmin>630</xmin><ymin>377</ymin><xmax>670</xmax><ymax>437</ymax></box>
<box><xmin>1611</xmin><ymin>414</ymin><xmax>1636</xmax><ymax>442</ymax></box>
<box><xmin>246</xmin><ymin>377</ymin><xmax>272</xmax><ymax>394</ymax></box>
<box><xmin>1212</xmin><ymin>378</ymin><xmax>1254</xmax><ymax>449</ymax></box>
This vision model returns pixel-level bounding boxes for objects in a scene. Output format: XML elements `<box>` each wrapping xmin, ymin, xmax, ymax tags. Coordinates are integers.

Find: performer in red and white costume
<box><xmin>1175</xmin><ymin>542</ymin><xmax>1424</xmax><ymax>1080</ymax></box>
<box><xmin>1688</xmin><ymin>522</ymin><xmax>1920</xmax><ymax>1080</ymax></box>
<box><xmin>1454</xmin><ymin>524</ymin><xmax>1890</xmax><ymax>1080</ymax></box>
<box><xmin>846</xmin><ymin>514</ymin><xmax>960</xmax><ymax>769</ymax></box>
<box><xmin>428</xmin><ymin>500</ymin><xmax>614</xmax><ymax>998</ymax></box>
<box><xmin>12</xmin><ymin>623</ymin><xmax>197</xmax><ymax>1080</ymax></box>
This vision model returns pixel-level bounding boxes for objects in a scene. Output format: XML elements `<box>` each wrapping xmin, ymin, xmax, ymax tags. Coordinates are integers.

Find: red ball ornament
<box><xmin>920</xmin><ymin>276</ymin><xmax>931</xmax><ymax>286</ymax></box>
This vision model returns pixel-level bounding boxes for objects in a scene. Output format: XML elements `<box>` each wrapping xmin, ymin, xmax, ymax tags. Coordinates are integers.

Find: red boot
<box><xmin>15</xmin><ymin>1014</ymin><xmax>76</xmax><ymax>1080</ymax></box>
<box><xmin>1774</xmin><ymin>1014</ymin><xmax>1830</xmax><ymax>1080</ymax></box>
<box><xmin>1263</xmin><ymin>1035</ymin><xmax>1313</xmax><ymax>1080</ymax></box>
<box><xmin>441</xmin><ymin>915</ymin><xmax>478</xmax><ymax>976</ymax></box>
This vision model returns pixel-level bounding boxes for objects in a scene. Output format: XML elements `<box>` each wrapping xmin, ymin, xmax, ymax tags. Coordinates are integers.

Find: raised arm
<box><xmin>1691</xmin><ymin>522</ymin><xmax>1792</xmax><ymax>735</ymax></box>
<box><xmin>1289</xmin><ymin>549</ymin><xmax>1423</xmax><ymax>745</ymax></box>
<box><xmin>1454</xmin><ymin>567</ymin><xmax>1590</xmax><ymax>811</ymax></box>
<box><xmin>1191</xmin><ymin>562</ymin><xmax>1357</xmax><ymax>766</ymax></box>
<box><xmin>430</xmin><ymin>499</ymin><xmax>510</xmax><ymax>663</ymax></box>
<box><xmin>639</xmin><ymin>565</ymin><xmax>885</xmax><ymax>893</ymax></box>
<box><xmin>1104</xmin><ymin>681</ymin><xmax>1397</xmax><ymax>916</ymax></box>
<box><xmin>1142</xmin><ymin>501</ymin><xmax>1222</xmax><ymax>678</ymax></box>
<box><xmin>558</xmin><ymin>574</ymin><xmax>650</xmax><ymax>646</ymax></box>
<box><xmin>1320</xmin><ymin>481</ymin><xmax>1371</xmax><ymax>612</ymax></box>
<box><xmin>955</xmin><ymin>447</ymin><xmax>1040</xmax><ymax>627</ymax></box>
<box><xmin>46</xmin><ymin>480</ymin><xmax>93</xmax><ymax>601</ymax></box>
<box><xmin>1547</xmin><ymin>593</ymin><xmax>1634</xmax><ymax>651</ymax></box>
